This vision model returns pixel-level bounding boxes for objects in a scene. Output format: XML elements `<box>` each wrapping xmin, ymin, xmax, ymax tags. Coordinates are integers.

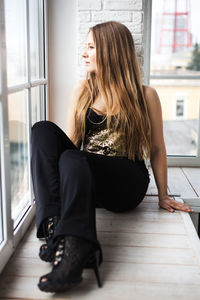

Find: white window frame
<box><xmin>144</xmin><ymin>0</ymin><xmax>200</xmax><ymax>167</ymax></box>
<box><xmin>0</xmin><ymin>0</ymin><xmax>48</xmax><ymax>273</ymax></box>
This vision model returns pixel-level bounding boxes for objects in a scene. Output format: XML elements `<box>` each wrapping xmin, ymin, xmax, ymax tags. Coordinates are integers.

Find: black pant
<box><xmin>31</xmin><ymin>121</ymin><xmax>150</xmax><ymax>254</ymax></box>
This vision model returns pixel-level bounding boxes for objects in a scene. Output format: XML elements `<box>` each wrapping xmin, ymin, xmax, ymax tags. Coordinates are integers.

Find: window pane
<box><xmin>150</xmin><ymin>0</ymin><xmax>200</xmax><ymax>156</ymax></box>
<box><xmin>151</xmin><ymin>0</ymin><xmax>200</xmax><ymax>75</ymax></box>
<box><xmin>0</xmin><ymin>191</ymin><xmax>3</xmax><ymax>245</ymax></box>
<box><xmin>31</xmin><ymin>86</ymin><xmax>42</xmax><ymax>125</ymax></box>
<box><xmin>29</xmin><ymin>0</ymin><xmax>44</xmax><ymax>80</ymax></box>
<box><xmin>8</xmin><ymin>91</ymin><xmax>30</xmax><ymax>223</ymax></box>
<box><xmin>0</xmin><ymin>122</ymin><xmax>3</xmax><ymax>244</ymax></box>
<box><xmin>151</xmin><ymin>78</ymin><xmax>200</xmax><ymax>156</ymax></box>
<box><xmin>5</xmin><ymin>0</ymin><xmax>27</xmax><ymax>86</ymax></box>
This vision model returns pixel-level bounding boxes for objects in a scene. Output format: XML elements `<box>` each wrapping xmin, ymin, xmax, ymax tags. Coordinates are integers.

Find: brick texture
<box><xmin>77</xmin><ymin>0</ymin><xmax>144</xmax><ymax>78</ymax></box>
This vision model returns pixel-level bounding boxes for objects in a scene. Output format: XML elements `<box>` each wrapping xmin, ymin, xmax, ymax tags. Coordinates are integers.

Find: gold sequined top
<box><xmin>83</xmin><ymin>108</ymin><xmax>128</xmax><ymax>157</ymax></box>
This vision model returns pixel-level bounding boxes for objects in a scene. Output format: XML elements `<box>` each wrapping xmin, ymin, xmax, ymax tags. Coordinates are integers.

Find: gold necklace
<box><xmin>88</xmin><ymin>108</ymin><xmax>107</xmax><ymax>125</ymax></box>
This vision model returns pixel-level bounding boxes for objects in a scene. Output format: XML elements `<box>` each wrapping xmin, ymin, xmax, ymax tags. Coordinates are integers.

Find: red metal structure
<box><xmin>158</xmin><ymin>0</ymin><xmax>192</xmax><ymax>54</ymax></box>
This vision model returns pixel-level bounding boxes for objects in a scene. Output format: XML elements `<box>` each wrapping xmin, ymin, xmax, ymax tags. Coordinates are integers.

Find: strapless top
<box><xmin>82</xmin><ymin>108</ymin><xmax>127</xmax><ymax>157</ymax></box>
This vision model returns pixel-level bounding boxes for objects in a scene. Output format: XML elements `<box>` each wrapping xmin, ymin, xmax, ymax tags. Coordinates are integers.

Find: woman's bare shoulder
<box><xmin>142</xmin><ymin>85</ymin><xmax>161</xmax><ymax>107</ymax></box>
<box><xmin>71</xmin><ymin>79</ymin><xmax>85</xmax><ymax>95</ymax></box>
<box><xmin>69</xmin><ymin>79</ymin><xmax>86</xmax><ymax>106</ymax></box>
<box><xmin>143</xmin><ymin>85</ymin><xmax>158</xmax><ymax>99</ymax></box>
<box><xmin>74</xmin><ymin>79</ymin><xmax>85</xmax><ymax>89</ymax></box>
<box><xmin>142</xmin><ymin>84</ymin><xmax>163</xmax><ymax>126</ymax></box>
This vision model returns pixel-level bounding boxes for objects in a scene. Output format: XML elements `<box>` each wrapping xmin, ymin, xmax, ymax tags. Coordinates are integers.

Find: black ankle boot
<box><xmin>39</xmin><ymin>216</ymin><xmax>60</xmax><ymax>262</ymax></box>
<box><xmin>38</xmin><ymin>235</ymin><xmax>102</xmax><ymax>293</ymax></box>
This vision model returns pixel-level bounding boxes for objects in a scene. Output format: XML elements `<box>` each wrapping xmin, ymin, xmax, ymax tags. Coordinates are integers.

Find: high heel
<box><xmin>85</xmin><ymin>250</ymin><xmax>102</xmax><ymax>287</ymax></box>
<box><xmin>38</xmin><ymin>236</ymin><xmax>102</xmax><ymax>293</ymax></box>
<box><xmin>39</xmin><ymin>216</ymin><xmax>60</xmax><ymax>262</ymax></box>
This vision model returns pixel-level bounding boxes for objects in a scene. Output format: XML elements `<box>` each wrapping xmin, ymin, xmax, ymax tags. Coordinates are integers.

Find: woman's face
<box><xmin>82</xmin><ymin>31</ymin><xmax>97</xmax><ymax>73</ymax></box>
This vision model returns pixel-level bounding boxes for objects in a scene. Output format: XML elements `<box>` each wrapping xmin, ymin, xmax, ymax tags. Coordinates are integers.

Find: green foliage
<box><xmin>186</xmin><ymin>43</ymin><xmax>200</xmax><ymax>71</ymax></box>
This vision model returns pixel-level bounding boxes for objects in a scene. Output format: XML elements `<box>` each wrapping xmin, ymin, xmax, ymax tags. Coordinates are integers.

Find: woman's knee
<box><xmin>31</xmin><ymin>121</ymin><xmax>58</xmax><ymax>145</ymax></box>
<box><xmin>31</xmin><ymin>120</ymin><xmax>55</xmax><ymax>134</ymax></box>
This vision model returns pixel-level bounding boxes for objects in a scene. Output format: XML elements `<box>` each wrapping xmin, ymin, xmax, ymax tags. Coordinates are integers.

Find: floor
<box><xmin>0</xmin><ymin>167</ymin><xmax>200</xmax><ymax>300</ymax></box>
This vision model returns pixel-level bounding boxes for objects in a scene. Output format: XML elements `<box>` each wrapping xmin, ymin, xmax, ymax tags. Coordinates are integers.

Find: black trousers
<box><xmin>31</xmin><ymin>121</ymin><xmax>150</xmax><ymax>254</ymax></box>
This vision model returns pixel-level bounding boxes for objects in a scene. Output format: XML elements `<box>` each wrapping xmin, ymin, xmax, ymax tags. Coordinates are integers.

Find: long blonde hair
<box><xmin>73</xmin><ymin>21</ymin><xmax>151</xmax><ymax>161</ymax></box>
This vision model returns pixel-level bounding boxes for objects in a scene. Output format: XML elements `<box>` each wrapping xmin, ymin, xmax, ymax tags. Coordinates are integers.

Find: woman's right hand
<box><xmin>159</xmin><ymin>195</ymin><xmax>194</xmax><ymax>213</ymax></box>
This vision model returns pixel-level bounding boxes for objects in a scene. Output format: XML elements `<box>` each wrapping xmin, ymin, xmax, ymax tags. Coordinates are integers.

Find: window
<box><xmin>176</xmin><ymin>100</ymin><xmax>184</xmax><ymax>118</ymax></box>
<box><xmin>175</xmin><ymin>98</ymin><xmax>186</xmax><ymax>118</ymax></box>
<box><xmin>8</xmin><ymin>90</ymin><xmax>30</xmax><ymax>225</ymax></box>
<box><xmin>0</xmin><ymin>142</ymin><xmax>3</xmax><ymax>245</ymax></box>
<box><xmin>145</xmin><ymin>0</ymin><xmax>200</xmax><ymax>164</ymax></box>
<box><xmin>0</xmin><ymin>0</ymin><xmax>47</xmax><ymax>273</ymax></box>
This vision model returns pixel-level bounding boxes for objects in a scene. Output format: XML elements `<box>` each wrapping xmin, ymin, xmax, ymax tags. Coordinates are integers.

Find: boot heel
<box><xmin>85</xmin><ymin>250</ymin><xmax>102</xmax><ymax>288</ymax></box>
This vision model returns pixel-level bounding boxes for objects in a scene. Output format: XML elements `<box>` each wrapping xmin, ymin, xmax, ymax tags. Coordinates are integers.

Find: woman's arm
<box><xmin>66</xmin><ymin>80</ymin><xmax>84</xmax><ymax>149</ymax></box>
<box><xmin>144</xmin><ymin>86</ymin><xmax>193</xmax><ymax>213</ymax></box>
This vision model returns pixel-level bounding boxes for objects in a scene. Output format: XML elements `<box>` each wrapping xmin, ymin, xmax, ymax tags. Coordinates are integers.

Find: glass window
<box><xmin>0</xmin><ymin>0</ymin><xmax>47</xmax><ymax>273</ymax></box>
<box><xmin>0</xmin><ymin>195</ymin><xmax>3</xmax><ymax>245</ymax></box>
<box><xmin>31</xmin><ymin>86</ymin><xmax>44</xmax><ymax>125</ymax></box>
<box><xmin>150</xmin><ymin>0</ymin><xmax>200</xmax><ymax>157</ymax></box>
<box><xmin>8</xmin><ymin>91</ymin><xmax>30</xmax><ymax>223</ymax></box>
<box><xmin>29</xmin><ymin>0</ymin><xmax>44</xmax><ymax>80</ymax></box>
<box><xmin>5</xmin><ymin>0</ymin><xmax>27</xmax><ymax>86</ymax></box>
<box><xmin>176</xmin><ymin>99</ymin><xmax>185</xmax><ymax>118</ymax></box>
<box><xmin>0</xmin><ymin>132</ymin><xmax>3</xmax><ymax>245</ymax></box>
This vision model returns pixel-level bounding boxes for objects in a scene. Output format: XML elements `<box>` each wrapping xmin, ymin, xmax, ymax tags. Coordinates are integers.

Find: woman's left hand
<box><xmin>158</xmin><ymin>195</ymin><xmax>194</xmax><ymax>213</ymax></box>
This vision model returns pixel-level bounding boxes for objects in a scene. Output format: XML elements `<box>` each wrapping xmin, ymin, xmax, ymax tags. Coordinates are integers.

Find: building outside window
<box><xmin>150</xmin><ymin>0</ymin><xmax>200</xmax><ymax>158</ymax></box>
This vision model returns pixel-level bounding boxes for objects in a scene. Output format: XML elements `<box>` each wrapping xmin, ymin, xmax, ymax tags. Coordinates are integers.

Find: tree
<box><xmin>186</xmin><ymin>43</ymin><xmax>200</xmax><ymax>71</ymax></box>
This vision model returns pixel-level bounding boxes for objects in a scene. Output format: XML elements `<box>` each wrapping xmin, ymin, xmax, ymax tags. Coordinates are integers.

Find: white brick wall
<box><xmin>104</xmin><ymin>0</ymin><xmax>142</xmax><ymax>11</ymax></box>
<box><xmin>77</xmin><ymin>0</ymin><xmax>144</xmax><ymax>78</ymax></box>
<box><xmin>78</xmin><ymin>0</ymin><xmax>102</xmax><ymax>10</ymax></box>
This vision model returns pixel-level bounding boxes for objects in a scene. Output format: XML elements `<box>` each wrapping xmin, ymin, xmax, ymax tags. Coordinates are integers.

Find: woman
<box><xmin>31</xmin><ymin>21</ymin><xmax>193</xmax><ymax>293</ymax></box>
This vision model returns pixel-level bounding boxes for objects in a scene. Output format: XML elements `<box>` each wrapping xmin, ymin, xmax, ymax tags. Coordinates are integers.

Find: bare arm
<box><xmin>144</xmin><ymin>86</ymin><xmax>193</xmax><ymax>213</ymax></box>
<box><xmin>66</xmin><ymin>80</ymin><xmax>84</xmax><ymax>149</ymax></box>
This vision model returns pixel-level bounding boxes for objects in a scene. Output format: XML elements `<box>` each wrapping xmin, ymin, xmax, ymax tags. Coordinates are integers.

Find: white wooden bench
<box><xmin>0</xmin><ymin>167</ymin><xmax>200</xmax><ymax>299</ymax></box>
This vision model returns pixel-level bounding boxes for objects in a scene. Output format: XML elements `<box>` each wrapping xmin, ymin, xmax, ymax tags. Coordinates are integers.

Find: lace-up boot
<box><xmin>38</xmin><ymin>235</ymin><xmax>102</xmax><ymax>293</ymax></box>
<box><xmin>39</xmin><ymin>216</ymin><xmax>60</xmax><ymax>262</ymax></box>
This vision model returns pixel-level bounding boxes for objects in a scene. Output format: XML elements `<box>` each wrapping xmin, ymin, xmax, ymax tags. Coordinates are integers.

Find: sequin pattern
<box><xmin>83</xmin><ymin>128</ymin><xmax>127</xmax><ymax>156</ymax></box>
<box><xmin>83</xmin><ymin>108</ymin><xmax>127</xmax><ymax>157</ymax></box>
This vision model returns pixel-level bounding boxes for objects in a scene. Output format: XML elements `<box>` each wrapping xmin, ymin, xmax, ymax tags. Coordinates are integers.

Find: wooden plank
<box><xmin>101</xmin><ymin>245</ymin><xmax>198</xmax><ymax>265</ymax></box>
<box><xmin>1</xmin><ymin>276</ymin><xmax>200</xmax><ymax>300</ymax></box>
<box><xmin>98</xmin><ymin>231</ymin><xmax>190</xmax><ymax>248</ymax></box>
<box><xmin>2</xmin><ymin>232</ymin><xmax>193</xmax><ymax>279</ymax></box>
<box><xmin>2</xmin><ymin>255</ymin><xmax>200</xmax><ymax>285</ymax></box>
<box><xmin>181</xmin><ymin>198</ymin><xmax>200</xmax><ymax>207</ymax></box>
<box><xmin>96</xmin><ymin>207</ymin><xmax>182</xmax><ymax>222</ymax></box>
<box><xmin>176</xmin><ymin>197</ymin><xmax>200</xmax><ymax>266</ymax></box>
<box><xmin>190</xmin><ymin>213</ymin><xmax>199</xmax><ymax>232</ymax></box>
<box><xmin>23</xmin><ymin>230</ymin><xmax>190</xmax><ymax>249</ymax></box>
<box><xmin>176</xmin><ymin>198</ymin><xmax>200</xmax><ymax>232</ymax></box>
<box><xmin>96</xmin><ymin>219</ymin><xmax>186</xmax><ymax>234</ymax></box>
<box><xmin>182</xmin><ymin>168</ymin><xmax>200</xmax><ymax>197</ymax></box>
<box><xmin>146</xmin><ymin>168</ymin><xmax>157</xmax><ymax>195</ymax></box>
<box><xmin>15</xmin><ymin>242</ymin><xmax>197</xmax><ymax>265</ymax></box>
<box><xmin>84</xmin><ymin>263</ymin><xmax>200</xmax><ymax>284</ymax></box>
<box><xmin>168</xmin><ymin>168</ymin><xmax>197</xmax><ymax>197</ymax></box>
<box><xmin>146</xmin><ymin>168</ymin><xmax>180</xmax><ymax>197</ymax></box>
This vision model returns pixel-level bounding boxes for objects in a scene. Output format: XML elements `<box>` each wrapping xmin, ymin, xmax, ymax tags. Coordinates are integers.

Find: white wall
<box><xmin>47</xmin><ymin>0</ymin><xmax>78</xmax><ymax>130</ymax></box>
